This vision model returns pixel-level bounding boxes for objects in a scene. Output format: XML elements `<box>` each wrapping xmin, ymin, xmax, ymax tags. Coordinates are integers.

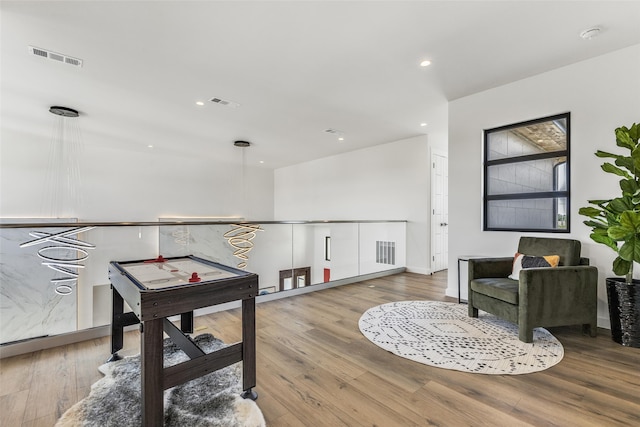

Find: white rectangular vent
<box><xmin>31</xmin><ymin>47</ymin><xmax>48</xmax><ymax>58</ymax></box>
<box><xmin>376</xmin><ymin>241</ymin><xmax>396</xmax><ymax>265</ymax></box>
<box><xmin>209</xmin><ymin>97</ymin><xmax>240</xmax><ymax>108</ymax></box>
<box><xmin>28</xmin><ymin>46</ymin><xmax>83</xmax><ymax>68</ymax></box>
<box><xmin>65</xmin><ymin>57</ymin><xmax>82</xmax><ymax>67</ymax></box>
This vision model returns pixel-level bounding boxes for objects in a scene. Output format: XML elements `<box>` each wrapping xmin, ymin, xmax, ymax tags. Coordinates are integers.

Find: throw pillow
<box><xmin>508</xmin><ymin>252</ymin><xmax>560</xmax><ymax>280</ymax></box>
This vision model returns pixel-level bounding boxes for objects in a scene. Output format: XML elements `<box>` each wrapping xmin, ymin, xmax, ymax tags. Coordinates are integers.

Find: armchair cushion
<box><xmin>470</xmin><ymin>278</ymin><xmax>519</xmax><ymax>304</ymax></box>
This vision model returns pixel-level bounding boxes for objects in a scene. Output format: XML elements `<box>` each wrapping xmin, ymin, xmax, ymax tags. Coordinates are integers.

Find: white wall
<box><xmin>274</xmin><ymin>126</ymin><xmax>447</xmax><ymax>274</ymax></box>
<box><xmin>0</xmin><ymin>127</ymin><xmax>274</xmax><ymax>221</ymax></box>
<box><xmin>448</xmin><ymin>44</ymin><xmax>640</xmax><ymax>328</ymax></box>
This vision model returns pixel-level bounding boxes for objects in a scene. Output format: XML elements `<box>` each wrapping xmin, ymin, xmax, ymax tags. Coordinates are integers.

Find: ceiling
<box><xmin>2</xmin><ymin>1</ymin><xmax>639</xmax><ymax>169</ymax></box>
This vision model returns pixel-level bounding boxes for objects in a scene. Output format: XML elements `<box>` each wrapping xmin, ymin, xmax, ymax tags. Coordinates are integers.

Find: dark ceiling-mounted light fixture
<box><xmin>49</xmin><ymin>106</ymin><xmax>79</xmax><ymax>118</ymax></box>
<box><xmin>234</xmin><ymin>140</ymin><xmax>250</xmax><ymax>147</ymax></box>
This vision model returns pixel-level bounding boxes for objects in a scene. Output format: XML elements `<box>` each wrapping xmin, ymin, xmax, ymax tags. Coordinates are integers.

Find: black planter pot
<box><xmin>606</xmin><ymin>277</ymin><xmax>640</xmax><ymax>348</ymax></box>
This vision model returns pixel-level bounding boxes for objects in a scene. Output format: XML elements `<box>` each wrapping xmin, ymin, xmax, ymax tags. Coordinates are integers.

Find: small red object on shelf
<box><xmin>188</xmin><ymin>272</ymin><xmax>201</xmax><ymax>283</ymax></box>
<box><xmin>144</xmin><ymin>255</ymin><xmax>167</xmax><ymax>263</ymax></box>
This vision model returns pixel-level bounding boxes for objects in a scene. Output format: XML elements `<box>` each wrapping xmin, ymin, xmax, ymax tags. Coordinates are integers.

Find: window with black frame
<box><xmin>483</xmin><ymin>113</ymin><xmax>570</xmax><ymax>232</ymax></box>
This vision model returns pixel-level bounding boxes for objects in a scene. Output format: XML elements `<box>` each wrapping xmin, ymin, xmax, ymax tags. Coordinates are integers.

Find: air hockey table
<box><xmin>108</xmin><ymin>255</ymin><xmax>258</xmax><ymax>427</ymax></box>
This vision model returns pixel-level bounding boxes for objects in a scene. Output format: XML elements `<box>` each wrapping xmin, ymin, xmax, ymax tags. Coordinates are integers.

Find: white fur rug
<box><xmin>359</xmin><ymin>301</ymin><xmax>564</xmax><ymax>375</ymax></box>
<box><xmin>56</xmin><ymin>334</ymin><xmax>266</xmax><ymax>427</ymax></box>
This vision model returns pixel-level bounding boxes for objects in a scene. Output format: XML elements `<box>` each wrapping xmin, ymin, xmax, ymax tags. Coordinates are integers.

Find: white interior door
<box><xmin>431</xmin><ymin>151</ymin><xmax>449</xmax><ymax>272</ymax></box>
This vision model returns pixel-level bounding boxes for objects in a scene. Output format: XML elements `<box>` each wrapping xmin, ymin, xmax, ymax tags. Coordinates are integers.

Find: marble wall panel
<box><xmin>159</xmin><ymin>224</ymin><xmax>238</xmax><ymax>267</ymax></box>
<box><xmin>0</xmin><ymin>221</ymin><xmax>78</xmax><ymax>344</ymax></box>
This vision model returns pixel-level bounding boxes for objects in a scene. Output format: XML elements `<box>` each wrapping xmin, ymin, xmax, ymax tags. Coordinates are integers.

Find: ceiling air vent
<box><xmin>28</xmin><ymin>46</ymin><xmax>83</xmax><ymax>68</ymax></box>
<box><xmin>31</xmin><ymin>47</ymin><xmax>48</xmax><ymax>58</ymax></box>
<box><xmin>209</xmin><ymin>97</ymin><xmax>240</xmax><ymax>108</ymax></box>
<box><xmin>65</xmin><ymin>57</ymin><xmax>82</xmax><ymax>67</ymax></box>
<box><xmin>324</xmin><ymin>128</ymin><xmax>342</xmax><ymax>134</ymax></box>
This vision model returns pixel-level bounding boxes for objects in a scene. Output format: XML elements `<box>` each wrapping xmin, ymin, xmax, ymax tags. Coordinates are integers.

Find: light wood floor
<box><xmin>1</xmin><ymin>271</ymin><xmax>639</xmax><ymax>426</ymax></box>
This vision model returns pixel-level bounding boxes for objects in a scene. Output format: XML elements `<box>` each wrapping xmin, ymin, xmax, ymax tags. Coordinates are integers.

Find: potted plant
<box><xmin>579</xmin><ymin>122</ymin><xmax>640</xmax><ymax>347</ymax></box>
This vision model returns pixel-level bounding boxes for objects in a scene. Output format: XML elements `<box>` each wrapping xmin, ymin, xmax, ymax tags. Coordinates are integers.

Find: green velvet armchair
<box><xmin>467</xmin><ymin>237</ymin><xmax>598</xmax><ymax>343</ymax></box>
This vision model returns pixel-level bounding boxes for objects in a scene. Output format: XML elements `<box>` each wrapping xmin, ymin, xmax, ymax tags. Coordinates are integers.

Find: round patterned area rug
<box><xmin>358</xmin><ymin>300</ymin><xmax>564</xmax><ymax>375</ymax></box>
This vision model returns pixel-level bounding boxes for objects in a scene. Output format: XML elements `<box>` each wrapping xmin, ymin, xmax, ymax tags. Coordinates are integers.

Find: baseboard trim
<box><xmin>597</xmin><ymin>315</ymin><xmax>611</xmax><ymax>330</ymax></box>
<box><xmin>0</xmin><ymin>325</ymin><xmax>112</xmax><ymax>359</ymax></box>
<box><xmin>0</xmin><ymin>268</ymin><xmax>405</xmax><ymax>359</ymax></box>
<box><xmin>193</xmin><ymin>268</ymin><xmax>406</xmax><ymax>314</ymax></box>
<box><xmin>406</xmin><ymin>266</ymin><xmax>432</xmax><ymax>275</ymax></box>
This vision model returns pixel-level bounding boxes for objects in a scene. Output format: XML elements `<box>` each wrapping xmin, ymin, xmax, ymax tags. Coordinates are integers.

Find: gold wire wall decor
<box><xmin>223</xmin><ymin>141</ymin><xmax>264</xmax><ymax>269</ymax></box>
<box><xmin>223</xmin><ymin>223</ymin><xmax>263</xmax><ymax>269</ymax></box>
<box><xmin>172</xmin><ymin>226</ymin><xmax>190</xmax><ymax>246</ymax></box>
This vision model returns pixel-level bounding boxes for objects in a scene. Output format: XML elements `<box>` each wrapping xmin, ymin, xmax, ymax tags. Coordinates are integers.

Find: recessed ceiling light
<box><xmin>338</xmin><ymin>137</ymin><xmax>344</xmax><ymax>141</ymax></box>
<box><xmin>580</xmin><ymin>27</ymin><xmax>601</xmax><ymax>40</ymax></box>
<box><xmin>420</xmin><ymin>123</ymin><xmax>428</xmax><ymax>127</ymax></box>
<box><xmin>147</xmin><ymin>145</ymin><xmax>153</xmax><ymax>148</ymax></box>
<box><xmin>420</xmin><ymin>60</ymin><xmax>432</xmax><ymax>67</ymax></box>
<box><xmin>195</xmin><ymin>101</ymin><xmax>205</xmax><ymax>106</ymax></box>
<box><xmin>324</xmin><ymin>128</ymin><xmax>341</xmax><ymax>134</ymax></box>
<box><xmin>259</xmin><ymin>160</ymin><xmax>264</xmax><ymax>164</ymax></box>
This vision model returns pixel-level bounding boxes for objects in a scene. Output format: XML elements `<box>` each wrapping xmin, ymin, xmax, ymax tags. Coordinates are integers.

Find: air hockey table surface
<box><xmin>116</xmin><ymin>256</ymin><xmax>240</xmax><ymax>290</ymax></box>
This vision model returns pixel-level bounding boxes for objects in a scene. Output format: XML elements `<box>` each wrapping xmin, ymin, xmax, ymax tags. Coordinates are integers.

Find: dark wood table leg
<box><xmin>141</xmin><ymin>318</ymin><xmax>164</xmax><ymax>427</ymax></box>
<box><xmin>108</xmin><ymin>286</ymin><xmax>124</xmax><ymax>361</ymax></box>
<box><xmin>240</xmin><ymin>297</ymin><xmax>258</xmax><ymax>400</ymax></box>
<box><xmin>180</xmin><ymin>311</ymin><xmax>194</xmax><ymax>333</ymax></box>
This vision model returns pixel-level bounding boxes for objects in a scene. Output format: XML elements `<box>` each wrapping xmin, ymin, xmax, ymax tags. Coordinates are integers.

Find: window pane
<box><xmin>554</xmin><ymin>162</ymin><xmax>567</xmax><ymax>191</ymax></box>
<box><xmin>487</xmin><ymin>118</ymin><xmax>567</xmax><ymax>161</ymax></box>
<box><xmin>487</xmin><ymin>157</ymin><xmax>567</xmax><ymax>195</ymax></box>
<box><xmin>486</xmin><ymin>197</ymin><xmax>568</xmax><ymax>230</ymax></box>
<box><xmin>556</xmin><ymin>197</ymin><xmax>568</xmax><ymax>229</ymax></box>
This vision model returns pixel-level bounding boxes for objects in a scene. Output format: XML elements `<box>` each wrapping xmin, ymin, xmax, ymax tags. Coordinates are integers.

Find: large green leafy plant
<box><xmin>579</xmin><ymin>122</ymin><xmax>640</xmax><ymax>284</ymax></box>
